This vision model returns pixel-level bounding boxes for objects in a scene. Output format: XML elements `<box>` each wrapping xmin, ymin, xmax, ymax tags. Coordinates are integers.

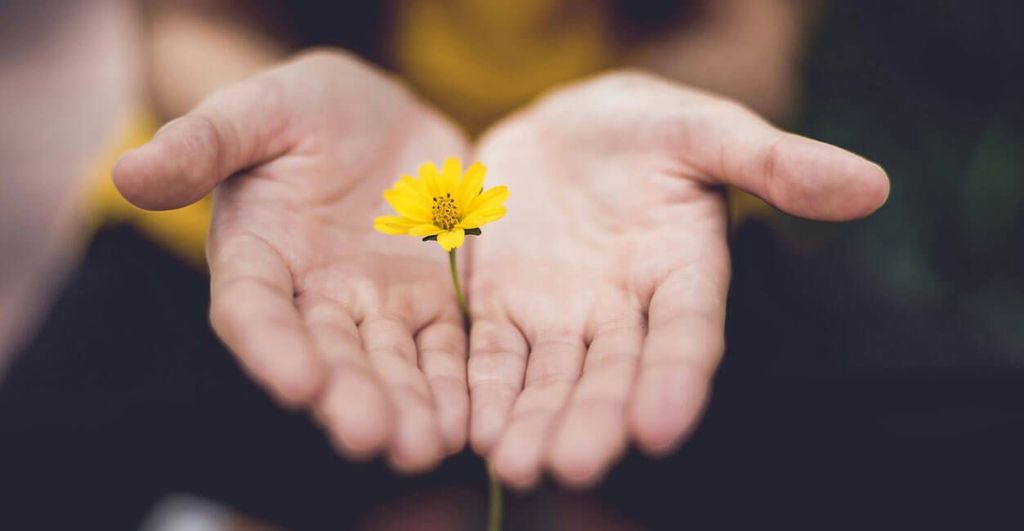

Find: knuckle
<box><xmin>530</xmin><ymin>329</ymin><xmax>583</xmax><ymax>354</ymax></box>
<box><xmin>527</xmin><ymin>369</ymin><xmax>578</xmax><ymax>389</ymax></box>
<box><xmin>427</xmin><ymin>373</ymin><xmax>466</xmax><ymax>393</ymax></box>
<box><xmin>468</xmin><ymin>349</ymin><xmax>524</xmax><ymax>380</ymax></box>
<box><xmin>471</xmin><ymin>323</ymin><xmax>526</xmax><ymax>355</ymax></box>
<box><xmin>758</xmin><ymin>133</ymin><xmax>790</xmax><ymax>206</ymax></box>
<box><xmin>511</xmin><ymin>405</ymin><xmax>557</xmax><ymax>425</ymax></box>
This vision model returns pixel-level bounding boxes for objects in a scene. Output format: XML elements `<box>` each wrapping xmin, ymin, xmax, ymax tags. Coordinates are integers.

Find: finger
<box><xmin>679</xmin><ymin>99</ymin><xmax>889</xmax><ymax>221</ymax></box>
<box><xmin>113</xmin><ymin>73</ymin><xmax>292</xmax><ymax>210</ymax></box>
<box><xmin>548</xmin><ymin>317</ymin><xmax>644</xmax><ymax>488</ymax></box>
<box><xmin>415</xmin><ymin>316</ymin><xmax>469</xmax><ymax>455</ymax></box>
<box><xmin>208</xmin><ymin>233</ymin><xmax>324</xmax><ymax>408</ymax></box>
<box><xmin>360</xmin><ymin>315</ymin><xmax>445</xmax><ymax>473</ymax></box>
<box><xmin>300</xmin><ymin>299</ymin><xmax>391</xmax><ymax>460</ymax></box>
<box><xmin>629</xmin><ymin>247</ymin><xmax>730</xmax><ymax>456</ymax></box>
<box><xmin>467</xmin><ymin>319</ymin><xmax>529</xmax><ymax>455</ymax></box>
<box><xmin>490</xmin><ymin>331</ymin><xmax>586</xmax><ymax>489</ymax></box>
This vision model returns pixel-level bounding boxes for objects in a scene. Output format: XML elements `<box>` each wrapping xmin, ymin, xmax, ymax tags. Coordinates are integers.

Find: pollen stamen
<box><xmin>432</xmin><ymin>193</ymin><xmax>460</xmax><ymax>230</ymax></box>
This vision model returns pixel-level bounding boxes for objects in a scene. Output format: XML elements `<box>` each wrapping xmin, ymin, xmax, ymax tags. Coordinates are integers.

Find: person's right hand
<box><xmin>113</xmin><ymin>50</ymin><xmax>471</xmax><ymax>472</ymax></box>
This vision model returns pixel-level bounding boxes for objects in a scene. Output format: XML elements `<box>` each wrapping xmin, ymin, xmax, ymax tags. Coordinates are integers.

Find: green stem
<box><xmin>448</xmin><ymin>249</ymin><xmax>469</xmax><ymax>325</ymax></box>
<box><xmin>447</xmin><ymin>249</ymin><xmax>502</xmax><ymax>531</ymax></box>
<box><xmin>488</xmin><ymin>465</ymin><xmax>503</xmax><ymax>531</ymax></box>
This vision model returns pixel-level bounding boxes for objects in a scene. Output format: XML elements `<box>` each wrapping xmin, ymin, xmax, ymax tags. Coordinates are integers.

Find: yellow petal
<box><xmin>458</xmin><ymin>206</ymin><xmax>507</xmax><ymax>229</ymax></box>
<box><xmin>436</xmin><ymin>228</ymin><xmax>465</xmax><ymax>251</ymax></box>
<box><xmin>374</xmin><ymin>216</ymin><xmax>417</xmax><ymax>235</ymax></box>
<box><xmin>419</xmin><ymin>162</ymin><xmax>443</xmax><ymax>197</ymax></box>
<box><xmin>441</xmin><ymin>157</ymin><xmax>462</xmax><ymax>194</ymax></box>
<box><xmin>455</xmin><ymin>162</ymin><xmax>486</xmax><ymax>211</ymax></box>
<box><xmin>409</xmin><ymin>224</ymin><xmax>443</xmax><ymax>237</ymax></box>
<box><xmin>383</xmin><ymin>189</ymin><xmax>432</xmax><ymax>222</ymax></box>
<box><xmin>467</xmin><ymin>185</ymin><xmax>509</xmax><ymax>213</ymax></box>
<box><xmin>394</xmin><ymin>175</ymin><xmax>431</xmax><ymax>202</ymax></box>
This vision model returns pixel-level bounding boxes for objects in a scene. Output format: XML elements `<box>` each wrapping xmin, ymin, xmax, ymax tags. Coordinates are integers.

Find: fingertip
<box><xmin>551</xmin><ymin>462</ymin><xmax>608</xmax><ymax>491</ymax></box>
<box><xmin>763</xmin><ymin>136</ymin><xmax>892</xmax><ymax>221</ymax></box>
<box><xmin>388</xmin><ymin>453</ymin><xmax>443</xmax><ymax>475</ymax></box>
<box><xmin>548</xmin><ymin>417</ymin><xmax>625</xmax><ymax>490</ymax></box>
<box><xmin>243</xmin><ymin>331</ymin><xmax>326</xmax><ymax>411</ymax></box>
<box><xmin>469</xmin><ymin>405</ymin><xmax>506</xmax><ymax>456</ymax></box>
<box><xmin>326</xmin><ymin>418</ymin><xmax>389</xmax><ymax>462</ymax></box>
<box><xmin>431</xmin><ymin>379</ymin><xmax>468</xmax><ymax>455</ymax></box>
<box><xmin>318</xmin><ymin>375</ymin><xmax>392</xmax><ymax>459</ymax></box>
<box><xmin>548</xmin><ymin>442</ymin><xmax>608</xmax><ymax>490</ymax></box>
<box><xmin>387</xmin><ymin>403</ymin><xmax>446</xmax><ymax>474</ymax></box>
<box><xmin>629</xmin><ymin>371</ymin><xmax>709</xmax><ymax>456</ymax></box>
<box><xmin>112</xmin><ymin>116</ymin><xmax>222</xmax><ymax>211</ymax></box>
<box><xmin>814</xmin><ymin>148</ymin><xmax>891</xmax><ymax>219</ymax></box>
<box><xmin>269</xmin><ymin>362</ymin><xmax>324</xmax><ymax>409</ymax></box>
<box><xmin>111</xmin><ymin>149</ymin><xmax>147</xmax><ymax>207</ymax></box>
<box><xmin>491</xmin><ymin>445</ymin><xmax>542</xmax><ymax>491</ymax></box>
<box><xmin>112</xmin><ymin>146</ymin><xmax>187</xmax><ymax>211</ymax></box>
<box><xmin>388</xmin><ymin>431</ymin><xmax>445</xmax><ymax>474</ymax></box>
<box><xmin>631</xmin><ymin>421</ymin><xmax>682</xmax><ymax>456</ymax></box>
<box><xmin>630</xmin><ymin>412</ymin><xmax>682</xmax><ymax>457</ymax></box>
<box><xmin>858</xmin><ymin>161</ymin><xmax>891</xmax><ymax>216</ymax></box>
<box><xmin>439</xmin><ymin>398</ymin><xmax>469</xmax><ymax>455</ymax></box>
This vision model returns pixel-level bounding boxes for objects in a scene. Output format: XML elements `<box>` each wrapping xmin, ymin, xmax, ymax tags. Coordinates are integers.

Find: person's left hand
<box><xmin>466</xmin><ymin>71</ymin><xmax>889</xmax><ymax>489</ymax></box>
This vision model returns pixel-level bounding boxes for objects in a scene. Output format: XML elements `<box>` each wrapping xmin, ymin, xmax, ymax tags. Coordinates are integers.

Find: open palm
<box><xmin>115</xmin><ymin>51</ymin><xmax>470</xmax><ymax>472</ymax></box>
<box><xmin>467</xmin><ymin>72</ymin><xmax>890</xmax><ymax>488</ymax></box>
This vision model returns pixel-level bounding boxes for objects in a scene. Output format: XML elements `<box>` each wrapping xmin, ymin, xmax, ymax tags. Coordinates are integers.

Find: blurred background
<box><xmin>1</xmin><ymin>0</ymin><xmax>1022</xmax><ymax>529</ymax></box>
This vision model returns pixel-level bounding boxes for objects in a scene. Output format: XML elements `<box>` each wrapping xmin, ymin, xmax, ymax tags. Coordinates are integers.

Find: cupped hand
<box><xmin>466</xmin><ymin>71</ymin><xmax>889</xmax><ymax>488</ymax></box>
<box><xmin>113</xmin><ymin>50</ymin><xmax>471</xmax><ymax>472</ymax></box>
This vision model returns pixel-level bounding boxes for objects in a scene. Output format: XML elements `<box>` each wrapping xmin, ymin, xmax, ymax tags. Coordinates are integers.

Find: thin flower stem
<box><xmin>448</xmin><ymin>249</ymin><xmax>470</xmax><ymax>325</ymax></box>
<box><xmin>487</xmin><ymin>465</ymin><xmax>503</xmax><ymax>531</ymax></box>
<box><xmin>447</xmin><ymin>249</ymin><xmax>502</xmax><ymax>531</ymax></box>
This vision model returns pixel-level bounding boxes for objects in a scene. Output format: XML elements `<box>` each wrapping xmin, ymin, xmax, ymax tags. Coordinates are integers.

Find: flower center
<box><xmin>432</xmin><ymin>193</ymin><xmax>460</xmax><ymax>230</ymax></box>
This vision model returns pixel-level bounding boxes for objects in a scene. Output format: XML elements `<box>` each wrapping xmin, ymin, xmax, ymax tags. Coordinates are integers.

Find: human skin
<box><xmin>468</xmin><ymin>72</ymin><xmax>889</xmax><ymax>488</ymax></box>
<box><xmin>115</xmin><ymin>50</ymin><xmax>472</xmax><ymax>472</ymax></box>
<box><xmin>114</xmin><ymin>50</ymin><xmax>889</xmax><ymax>486</ymax></box>
<box><xmin>0</xmin><ymin>0</ymin><xmax>812</xmax><ymax>384</ymax></box>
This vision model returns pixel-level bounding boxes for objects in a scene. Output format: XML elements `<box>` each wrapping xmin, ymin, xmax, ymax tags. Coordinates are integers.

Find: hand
<box><xmin>113</xmin><ymin>50</ymin><xmax>470</xmax><ymax>472</ymax></box>
<box><xmin>466</xmin><ymin>71</ymin><xmax>889</xmax><ymax>488</ymax></box>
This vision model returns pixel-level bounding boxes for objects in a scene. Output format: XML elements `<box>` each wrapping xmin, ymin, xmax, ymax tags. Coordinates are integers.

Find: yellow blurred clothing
<box><xmin>393</xmin><ymin>0</ymin><xmax>615</xmax><ymax>135</ymax></box>
<box><xmin>88</xmin><ymin>0</ymin><xmax>768</xmax><ymax>268</ymax></box>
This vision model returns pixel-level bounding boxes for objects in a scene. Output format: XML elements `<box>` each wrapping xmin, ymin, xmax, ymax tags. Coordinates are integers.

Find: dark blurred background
<box><xmin>1</xmin><ymin>1</ymin><xmax>1022</xmax><ymax>529</ymax></box>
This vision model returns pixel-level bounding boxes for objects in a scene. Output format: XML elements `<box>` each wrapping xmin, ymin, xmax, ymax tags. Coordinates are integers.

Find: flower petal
<box><xmin>455</xmin><ymin>162</ymin><xmax>486</xmax><ymax>212</ymax></box>
<box><xmin>409</xmin><ymin>224</ymin><xmax>444</xmax><ymax>237</ymax></box>
<box><xmin>374</xmin><ymin>215</ymin><xmax>417</xmax><ymax>235</ymax></box>
<box><xmin>441</xmin><ymin>157</ymin><xmax>462</xmax><ymax>194</ymax></box>
<box><xmin>395</xmin><ymin>174</ymin><xmax>431</xmax><ymax>202</ymax></box>
<box><xmin>383</xmin><ymin>189</ymin><xmax>432</xmax><ymax>222</ymax></box>
<box><xmin>458</xmin><ymin>206</ymin><xmax>507</xmax><ymax>229</ymax></box>
<box><xmin>419</xmin><ymin>162</ymin><xmax>443</xmax><ymax>197</ymax></box>
<box><xmin>436</xmin><ymin>228</ymin><xmax>465</xmax><ymax>251</ymax></box>
<box><xmin>467</xmin><ymin>185</ymin><xmax>509</xmax><ymax>213</ymax></box>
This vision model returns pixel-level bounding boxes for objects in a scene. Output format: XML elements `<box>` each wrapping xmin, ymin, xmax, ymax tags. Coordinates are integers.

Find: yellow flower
<box><xmin>374</xmin><ymin>157</ymin><xmax>509</xmax><ymax>251</ymax></box>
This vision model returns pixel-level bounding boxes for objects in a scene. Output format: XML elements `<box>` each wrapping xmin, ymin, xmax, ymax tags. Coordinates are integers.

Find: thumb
<box><xmin>683</xmin><ymin>101</ymin><xmax>890</xmax><ymax>221</ymax></box>
<box><xmin>113</xmin><ymin>77</ymin><xmax>291</xmax><ymax>211</ymax></box>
